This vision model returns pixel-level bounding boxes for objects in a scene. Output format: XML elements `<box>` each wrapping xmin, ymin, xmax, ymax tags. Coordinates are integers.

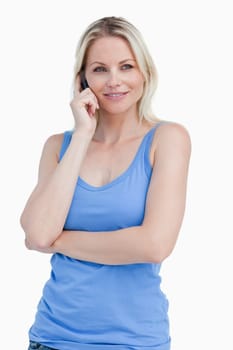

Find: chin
<box><xmin>101</xmin><ymin>103</ymin><xmax>136</xmax><ymax>116</ymax></box>
<box><xmin>104</xmin><ymin>108</ymin><xmax>130</xmax><ymax>116</ymax></box>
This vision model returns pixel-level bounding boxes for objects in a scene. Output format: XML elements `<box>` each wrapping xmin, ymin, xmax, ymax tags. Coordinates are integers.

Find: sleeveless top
<box><xmin>29</xmin><ymin>122</ymin><xmax>171</xmax><ymax>350</ymax></box>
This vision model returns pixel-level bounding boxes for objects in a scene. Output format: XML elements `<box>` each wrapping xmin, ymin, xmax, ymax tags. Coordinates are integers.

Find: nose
<box><xmin>106</xmin><ymin>70</ymin><xmax>121</xmax><ymax>88</ymax></box>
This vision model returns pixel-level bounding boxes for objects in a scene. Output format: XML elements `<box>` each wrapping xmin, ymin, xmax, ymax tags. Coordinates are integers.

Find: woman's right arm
<box><xmin>20</xmin><ymin>130</ymin><xmax>92</xmax><ymax>250</ymax></box>
<box><xmin>20</xmin><ymin>76</ymin><xmax>99</xmax><ymax>249</ymax></box>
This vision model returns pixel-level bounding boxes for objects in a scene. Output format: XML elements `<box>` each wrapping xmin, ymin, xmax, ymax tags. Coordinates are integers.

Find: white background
<box><xmin>1</xmin><ymin>1</ymin><xmax>232</xmax><ymax>349</ymax></box>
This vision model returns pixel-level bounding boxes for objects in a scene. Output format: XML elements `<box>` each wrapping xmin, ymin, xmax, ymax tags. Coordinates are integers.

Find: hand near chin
<box><xmin>70</xmin><ymin>75</ymin><xmax>99</xmax><ymax>136</ymax></box>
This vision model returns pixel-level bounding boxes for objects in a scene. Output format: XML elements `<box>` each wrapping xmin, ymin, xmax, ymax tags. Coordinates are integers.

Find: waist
<box><xmin>30</xmin><ymin>257</ymin><xmax>169</xmax><ymax>348</ymax></box>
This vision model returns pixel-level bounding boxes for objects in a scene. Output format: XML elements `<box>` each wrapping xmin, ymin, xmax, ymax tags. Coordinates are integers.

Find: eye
<box><xmin>121</xmin><ymin>64</ymin><xmax>134</xmax><ymax>70</ymax></box>
<box><xmin>93</xmin><ymin>66</ymin><xmax>107</xmax><ymax>72</ymax></box>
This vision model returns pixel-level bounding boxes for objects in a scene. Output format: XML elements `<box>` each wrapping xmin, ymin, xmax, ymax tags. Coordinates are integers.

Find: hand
<box><xmin>70</xmin><ymin>75</ymin><xmax>99</xmax><ymax>136</ymax></box>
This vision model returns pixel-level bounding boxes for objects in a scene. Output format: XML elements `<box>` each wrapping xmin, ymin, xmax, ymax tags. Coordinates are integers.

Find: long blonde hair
<box><xmin>73</xmin><ymin>16</ymin><xmax>160</xmax><ymax>124</ymax></box>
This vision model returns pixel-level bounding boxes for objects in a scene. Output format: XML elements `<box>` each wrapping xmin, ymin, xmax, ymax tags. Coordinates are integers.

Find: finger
<box><xmin>89</xmin><ymin>102</ymin><xmax>97</xmax><ymax>116</ymax></box>
<box><xmin>87</xmin><ymin>99</ymin><xmax>98</xmax><ymax>116</ymax></box>
<box><xmin>75</xmin><ymin>94</ymin><xmax>98</xmax><ymax>114</ymax></box>
<box><xmin>80</xmin><ymin>89</ymin><xmax>99</xmax><ymax>109</ymax></box>
<box><xmin>83</xmin><ymin>89</ymin><xmax>99</xmax><ymax>109</ymax></box>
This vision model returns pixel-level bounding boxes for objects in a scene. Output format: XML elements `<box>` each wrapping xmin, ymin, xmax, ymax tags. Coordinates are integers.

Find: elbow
<box><xmin>150</xmin><ymin>252</ymin><xmax>170</xmax><ymax>264</ymax></box>
<box><xmin>23</xmin><ymin>232</ymin><xmax>53</xmax><ymax>251</ymax></box>
<box><xmin>149</xmin><ymin>250</ymin><xmax>170</xmax><ymax>264</ymax></box>
<box><xmin>24</xmin><ymin>236</ymin><xmax>53</xmax><ymax>251</ymax></box>
<box><xmin>146</xmin><ymin>227</ymin><xmax>179</xmax><ymax>264</ymax></box>
<box><xmin>20</xmin><ymin>215</ymin><xmax>55</xmax><ymax>250</ymax></box>
<box><xmin>148</xmin><ymin>242</ymin><xmax>173</xmax><ymax>264</ymax></box>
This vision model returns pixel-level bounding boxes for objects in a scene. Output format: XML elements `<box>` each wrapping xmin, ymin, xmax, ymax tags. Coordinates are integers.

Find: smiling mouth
<box><xmin>103</xmin><ymin>92</ymin><xmax>128</xmax><ymax>97</ymax></box>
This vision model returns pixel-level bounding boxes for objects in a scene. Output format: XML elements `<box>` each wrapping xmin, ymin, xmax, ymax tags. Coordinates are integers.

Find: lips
<box><xmin>103</xmin><ymin>91</ymin><xmax>129</xmax><ymax>101</ymax></box>
<box><xmin>103</xmin><ymin>92</ymin><xmax>128</xmax><ymax>97</ymax></box>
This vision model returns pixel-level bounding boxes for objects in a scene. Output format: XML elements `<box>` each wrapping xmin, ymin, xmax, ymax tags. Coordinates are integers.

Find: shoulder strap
<box><xmin>144</xmin><ymin>121</ymin><xmax>167</xmax><ymax>177</ymax></box>
<box><xmin>59</xmin><ymin>130</ymin><xmax>73</xmax><ymax>162</ymax></box>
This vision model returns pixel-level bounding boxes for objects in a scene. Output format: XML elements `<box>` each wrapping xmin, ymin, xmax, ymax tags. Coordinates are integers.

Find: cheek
<box><xmin>132</xmin><ymin>76</ymin><xmax>144</xmax><ymax>96</ymax></box>
<box><xmin>130</xmin><ymin>72</ymin><xmax>144</xmax><ymax>88</ymax></box>
<box><xmin>87</xmin><ymin>77</ymin><xmax>105</xmax><ymax>95</ymax></box>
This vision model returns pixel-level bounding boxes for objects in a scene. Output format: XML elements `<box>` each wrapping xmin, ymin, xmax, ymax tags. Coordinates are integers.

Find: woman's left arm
<box><xmin>30</xmin><ymin>123</ymin><xmax>191</xmax><ymax>265</ymax></box>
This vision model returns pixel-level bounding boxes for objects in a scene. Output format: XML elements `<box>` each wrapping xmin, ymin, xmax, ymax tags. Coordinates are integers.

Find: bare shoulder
<box><xmin>44</xmin><ymin>132</ymin><xmax>64</xmax><ymax>149</ymax></box>
<box><xmin>42</xmin><ymin>132</ymin><xmax>65</xmax><ymax>160</ymax></box>
<box><xmin>155</xmin><ymin>121</ymin><xmax>191</xmax><ymax>154</ymax></box>
<box><xmin>149</xmin><ymin>121</ymin><xmax>191</xmax><ymax>165</ymax></box>
<box><xmin>36</xmin><ymin>132</ymin><xmax>65</xmax><ymax>183</ymax></box>
<box><xmin>156</xmin><ymin>121</ymin><xmax>191</xmax><ymax>143</ymax></box>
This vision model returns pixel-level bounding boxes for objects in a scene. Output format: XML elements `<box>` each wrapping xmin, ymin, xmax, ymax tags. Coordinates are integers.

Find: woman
<box><xmin>21</xmin><ymin>16</ymin><xmax>191</xmax><ymax>350</ymax></box>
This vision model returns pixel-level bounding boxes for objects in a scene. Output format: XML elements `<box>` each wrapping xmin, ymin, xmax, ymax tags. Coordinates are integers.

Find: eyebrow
<box><xmin>89</xmin><ymin>59</ymin><xmax>136</xmax><ymax>66</ymax></box>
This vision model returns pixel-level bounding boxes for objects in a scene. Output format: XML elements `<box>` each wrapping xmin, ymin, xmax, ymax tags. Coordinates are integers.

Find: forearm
<box><xmin>51</xmin><ymin>226</ymin><xmax>154</xmax><ymax>265</ymax></box>
<box><xmin>21</xmin><ymin>131</ymin><xmax>92</xmax><ymax>248</ymax></box>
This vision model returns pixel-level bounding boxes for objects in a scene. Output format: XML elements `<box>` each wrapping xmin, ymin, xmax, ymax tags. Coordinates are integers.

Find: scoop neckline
<box><xmin>77</xmin><ymin>126</ymin><xmax>157</xmax><ymax>192</ymax></box>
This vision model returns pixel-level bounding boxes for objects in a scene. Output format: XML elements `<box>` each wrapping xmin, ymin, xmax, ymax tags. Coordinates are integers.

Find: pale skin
<box><xmin>21</xmin><ymin>36</ymin><xmax>191</xmax><ymax>265</ymax></box>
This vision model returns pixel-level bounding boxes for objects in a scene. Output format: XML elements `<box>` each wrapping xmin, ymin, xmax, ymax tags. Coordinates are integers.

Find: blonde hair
<box><xmin>73</xmin><ymin>16</ymin><xmax>160</xmax><ymax>124</ymax></box>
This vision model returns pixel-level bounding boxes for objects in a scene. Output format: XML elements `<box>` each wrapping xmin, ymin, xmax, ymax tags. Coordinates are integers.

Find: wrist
<box><xmin>72</xmin><ymin>128</ymin><xmax>94</xmax><ymax>142</ymax></box>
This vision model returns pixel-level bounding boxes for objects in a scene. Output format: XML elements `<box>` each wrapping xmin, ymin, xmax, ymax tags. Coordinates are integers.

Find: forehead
<box><xmin>86</xmin><ymin>36</ymin><xmax>135</xmax><ymax>63</ymax></box>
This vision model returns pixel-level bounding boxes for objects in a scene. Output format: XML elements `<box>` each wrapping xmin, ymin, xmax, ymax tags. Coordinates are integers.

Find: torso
<box><xmin>55</xmin><ymin>122</ymin><xmax>160</xmax><ymax>187</ymax></box>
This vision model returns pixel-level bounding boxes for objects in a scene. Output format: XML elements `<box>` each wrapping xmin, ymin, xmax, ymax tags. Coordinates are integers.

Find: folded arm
<box><xmin>20</xmin><ymin>130</ymin><xmax>93</xmax><ymax>248</ymax></box>
<box><xmin>26</xmin><ymin>123</ymin><xmax>191</xmax><ymax>265</ymax></box>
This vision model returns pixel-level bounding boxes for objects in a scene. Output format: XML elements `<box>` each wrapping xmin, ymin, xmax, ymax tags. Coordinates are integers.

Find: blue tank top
<box><xmin>29</xmin><ymin>122</ymin><xmax>171</xmax><ymax>350</ymax></box>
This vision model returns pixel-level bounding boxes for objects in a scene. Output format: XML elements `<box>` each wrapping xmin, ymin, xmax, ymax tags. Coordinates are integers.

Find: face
<box><xmin>85</xmin><ymin>36</ymin><xmax>145</xmax><ymax>116</ymax></box>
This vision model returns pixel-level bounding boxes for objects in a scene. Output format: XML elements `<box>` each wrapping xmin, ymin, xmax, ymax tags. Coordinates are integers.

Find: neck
<box><xmin>94</xmin><ymin>110</ymin><xmax>148</xmax><ymax>144</ymax></box>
